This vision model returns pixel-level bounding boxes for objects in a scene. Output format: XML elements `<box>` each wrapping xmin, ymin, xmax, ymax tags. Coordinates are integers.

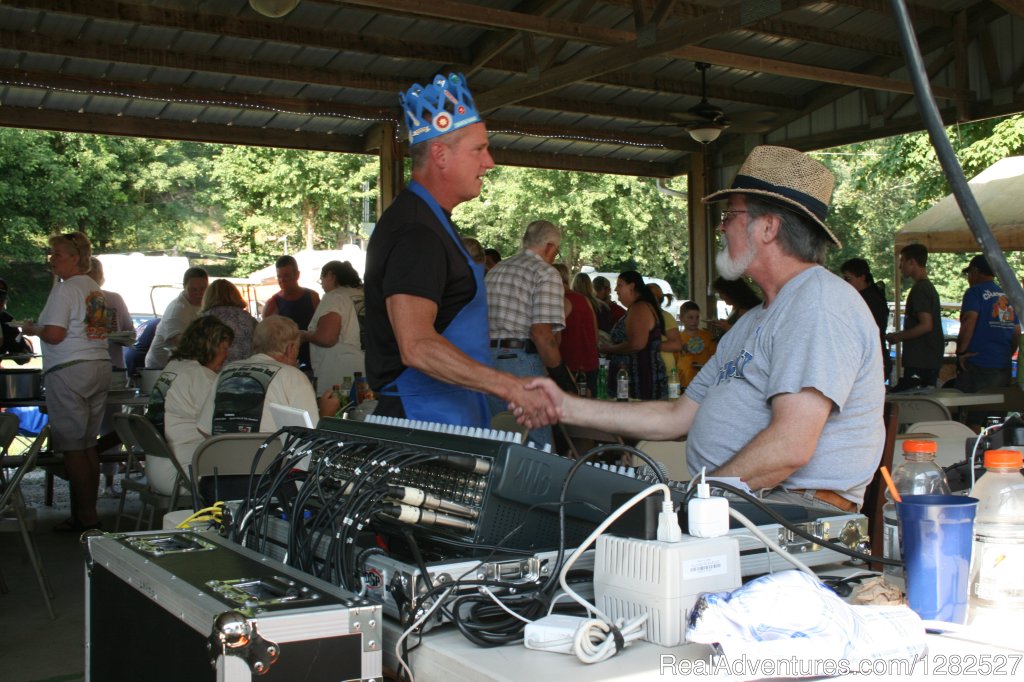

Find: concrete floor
<box><xmin>1</xmin><ymin>471</ymin><xmax>145</xmax><ymax>682</ymax></box>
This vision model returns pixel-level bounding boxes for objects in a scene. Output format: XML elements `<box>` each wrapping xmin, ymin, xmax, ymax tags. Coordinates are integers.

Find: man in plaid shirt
<box><xmin>485</xmin><ymin>220</ymin><xmax>575</xmax><ymax>448</ymax></box>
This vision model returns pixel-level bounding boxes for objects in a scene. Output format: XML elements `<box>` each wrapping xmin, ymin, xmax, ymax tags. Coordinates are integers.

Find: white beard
<box><xmin>715</xmin><ymin>228</ymin><xmax>757</xmax><ymax>280</ymax></box>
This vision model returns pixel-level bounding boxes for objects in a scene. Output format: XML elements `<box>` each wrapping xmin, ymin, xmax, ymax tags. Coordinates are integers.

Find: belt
<box><xmin>788</xmin><ymin>489</ymin><xmax>858</xmax><ymax>513</ymax></box>
<box><xmin>490</xmin><ymin>338</ymin><xmax>538</xmax><ymax>353</ymax></box>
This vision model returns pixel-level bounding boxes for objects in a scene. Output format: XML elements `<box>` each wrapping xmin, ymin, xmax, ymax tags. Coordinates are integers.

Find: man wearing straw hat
<box><xmin>518</xmin><ymin>146</ymin><xmax>884</xmax><ymax>511</ymax></box>
<box><xmin>364</xmin><ymin>73</ymin><xmax>557</xmax><ymax>428</ymax></box>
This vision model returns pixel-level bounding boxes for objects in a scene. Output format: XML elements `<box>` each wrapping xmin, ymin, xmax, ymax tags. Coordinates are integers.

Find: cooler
<box><xmin>85</xmin><ymin>530</ymin><xmax>381</xmax><ymax>681</ymax></box>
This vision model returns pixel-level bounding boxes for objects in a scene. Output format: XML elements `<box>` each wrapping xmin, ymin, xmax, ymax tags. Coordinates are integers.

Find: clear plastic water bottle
<box><xmin>968</xmin><ymin>449</ymin><xmax>1024</xmax><ymax>627</ymax></box>
<box><xmin>596</xmin><ymin>359</ymin><xmax>608</xmax><ymax>400</ymax></box>
<box><xmin>615</xmin><ymin>367</ymin><xmax>629</xmax><ymax>401</ymax></box>
<box><xmin>667</xmin><ymin>367</ymin><xmax>680</xmax><ymax>399</ymax></box>
<box><xmin>883</xmin><ymin>439</ymin><xmax>951</xmax><ymax>580</ymax></box>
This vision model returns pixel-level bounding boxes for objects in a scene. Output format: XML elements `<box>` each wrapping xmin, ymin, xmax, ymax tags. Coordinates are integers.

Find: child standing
<box><xmin>676</xmin><ymin>301</ymin><xmax>717</xmax><ymax>387</ymax></box>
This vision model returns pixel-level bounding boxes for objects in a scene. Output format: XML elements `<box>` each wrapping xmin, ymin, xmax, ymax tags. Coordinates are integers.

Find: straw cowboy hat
<box><xmin>703</xmin><ymin>145</ymin><xmax>840</xmax><ymax>247</ymax></box>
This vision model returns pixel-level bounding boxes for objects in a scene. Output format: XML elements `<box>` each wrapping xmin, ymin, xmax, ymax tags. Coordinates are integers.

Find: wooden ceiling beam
<box><xmin>464</xmin><ymin>0</ymin><xmax>566</xmax><ymax>75</ymax></box>
<box><xmin>0</xmin><ymin>29</ymin><xmax>412</xmax><ymax>92</ymax></box>
<box><xmin>989</xmin><ymin>0</ymin><xmax>1024</xmax><ymax>21</ymax></box>
<box><xmin>0</xmin><ymin>66</ymin><xmax>397</xmax><ymax>122</ymax></box>
<box><xmin>752</xmin><ymin>18</ymin><xmax>903</xmax><ymax>58</ymax></box>
<box><xmin>486</xmin><ymin>116</ymin><xmax>700</xmax><ymax>153</ymax></box>
<box><xmin>337</xmin><ymin>0</ymin><xmax>634</xmax><ymax>46</ymax></box>
<box><xmin>826</xmin><ymin>0</ymin><xmax>954</xmax><ymax>28</ymax></box>
<box><xmin>674</xmin><ymin>45</ymin><xmax>963</xmax><ymax>100</ymax></box>
<box><xmin>0</xmin><ymin>67</ymin><xmax>692</xmax><ymax>152</ymax></box>
<box><xmin>7</xmin><ymin>1</ymin><xmax>957</xmax><ymax>107</ymax></box>
<box><xmin>492</xmin><ymin>147</ymin><xmax>678</xmax><ymax>177</ymax></box>
<box><xmin>10</xmin><ymin>0</ymin><xmax>469</xmax><ymax>65</ymax></box>
<box><xmin>476</xmin><ymin>4</ymin><xmax>772</xmax><ymax>110</ymax></box>
<box><xmin>0</xmin><ymin>104</ymin><xmax>367</xmax><ymax>153</ymax></box>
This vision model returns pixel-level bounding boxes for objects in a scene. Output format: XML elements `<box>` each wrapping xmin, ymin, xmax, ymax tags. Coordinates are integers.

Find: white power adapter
<box><xmin>523</xmin><ymin>614</ymin><xmax>588</xmax><ymax>654</ymax></box>
<box><xmin>688</xmin><ymin>482</ymin><xmax>729</xmax><ymax>537</ymax></box>
<box><xmin>594</xmin><ymin>533</ymin><xmax>741</xmax><ymax>647</ymax></box>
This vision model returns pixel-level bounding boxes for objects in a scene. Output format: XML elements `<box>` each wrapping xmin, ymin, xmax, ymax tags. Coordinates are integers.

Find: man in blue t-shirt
<box><xmin>955</xmin><ymin>255</ymin><xmax>1020</xmax><ymax>392</ymax></box>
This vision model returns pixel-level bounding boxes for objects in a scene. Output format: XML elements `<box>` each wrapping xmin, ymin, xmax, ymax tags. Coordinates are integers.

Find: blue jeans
<box><xmin>487</xmin><ymin>347</ymin><xmax>553</xmax><ymax>450</ymax></box>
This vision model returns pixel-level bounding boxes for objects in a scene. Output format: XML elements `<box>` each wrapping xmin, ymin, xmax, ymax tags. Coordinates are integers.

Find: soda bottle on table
<box><xmin>353</xmin><ymin>372</ymin><xmax>374</xmax><ymax>404</ymax></box>
<box><xmin>882</xmin><ymin>439</ymin><xmax>950</xmax><ymax>581</ymax></box>
<box><xmin>968</xmin><ymin>449</ymin><xmax>1024</xmax><ymax>628</ymax></box>
<box><xmin>576</xmin><ymin>370</ymin><xmax>588</xmax><ymax>397</ymax></box>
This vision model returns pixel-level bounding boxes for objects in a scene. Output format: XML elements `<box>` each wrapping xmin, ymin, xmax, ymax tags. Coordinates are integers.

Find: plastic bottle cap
<box><xmin>983</xmin><ymin>449</ymin><xmax>1024</xmax><ymax>468</ymax></box>
<box><xmin>902</xmin><ymin>439</ymin><xmax>938</xmax><ymax>454</ymax></box>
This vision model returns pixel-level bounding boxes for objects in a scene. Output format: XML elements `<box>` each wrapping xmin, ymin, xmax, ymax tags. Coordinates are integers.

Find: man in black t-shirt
<box><xmin>887</xmin><ymin>244</ymin><xmax>944</xmax><ymax>391</ymax></box>
<box><xmin>364</xmin><ymin>73</ymin><xmax>557</xmax><ymax>428</ymax></box>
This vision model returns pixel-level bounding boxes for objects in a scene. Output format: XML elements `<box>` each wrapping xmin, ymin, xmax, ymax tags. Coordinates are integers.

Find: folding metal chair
<box><xmin>0</xmin><ymin>425</ymin><xmax>56</xmax><ymax>619</ymax></box>
<box><xmin>190</xmin><ymin>433</ymin><xmax>282</xmax><ymax>507</ymax></box>
<box><xmin>112</xmin><ymin>414</ymin><xmax>192</xmax><ymax>531</ymax></box>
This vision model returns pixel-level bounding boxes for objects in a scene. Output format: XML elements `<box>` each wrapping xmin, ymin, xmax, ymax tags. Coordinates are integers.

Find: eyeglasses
<box><xmin>719</xmin><ymin>210</ymin><xmax>748</xmax><ymax>224</ymax></box>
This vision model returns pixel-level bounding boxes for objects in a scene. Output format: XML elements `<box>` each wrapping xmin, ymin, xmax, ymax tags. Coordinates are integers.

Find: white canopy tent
<box><xmin>892</xmin><ymin>156</ymin><xmax>1024</xmax><ymax>382</ymax></box>
<box><xmin>895</xmin><ymin>156</ymin><xmax>1024</xmax><ymax>255</ymax></box>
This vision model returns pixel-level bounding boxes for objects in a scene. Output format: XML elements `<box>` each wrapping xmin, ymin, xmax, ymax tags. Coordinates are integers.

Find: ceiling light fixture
<box><xmin>249</xmin><ymin>0</ymin><xmax>300</xmax><ymax>18</ymax></box>
<box><xmin>687</xmin><ymin>121</ymin><xmax>724</xmax><ymax>144</ymax></box>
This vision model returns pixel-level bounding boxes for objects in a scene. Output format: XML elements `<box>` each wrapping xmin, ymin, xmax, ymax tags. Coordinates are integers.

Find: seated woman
<box><xmin>200</xmin><ymin>279</ymin><xmax>258</xmax><ymax>363</ymax></box>
<box><xmin>146</xmin><ymin>316</ymin><xmax>234</xmax><ymax>496</ymax></box>
<box><xmin>599</xmin><ymin>270</ymin><xmax>667</xmax><ymax>400</ymax></box>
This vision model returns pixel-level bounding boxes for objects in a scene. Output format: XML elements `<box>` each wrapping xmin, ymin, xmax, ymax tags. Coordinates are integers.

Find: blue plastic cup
<box><xmin>897</xmin><ymin>494</ymin><xmax>978</xmax><ymax>623</ymax></box>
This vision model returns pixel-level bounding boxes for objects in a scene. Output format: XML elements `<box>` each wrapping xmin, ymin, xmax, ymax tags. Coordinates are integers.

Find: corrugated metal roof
<box><xmin>0</xmin><ymin>0</ymin><xmax>1021</xmax><ymax>176</ymax></box>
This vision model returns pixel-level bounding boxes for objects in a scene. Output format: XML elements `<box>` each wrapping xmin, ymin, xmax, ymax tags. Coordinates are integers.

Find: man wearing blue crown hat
<box><xmin>364</xmin><ymin>73</ymin><xmax>558</xmax><ymax>428</ymax></box>
<box><xmin>517</xmin><ymin>146</ymin><xmax>885</xmax><ymax>512</ymax></box>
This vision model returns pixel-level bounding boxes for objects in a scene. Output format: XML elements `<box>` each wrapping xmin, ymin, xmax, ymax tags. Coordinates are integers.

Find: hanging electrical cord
<box><xmin>889</xmin><ymin>0</ymin><xmax>1024</xmax><ymax>316</ymax></box>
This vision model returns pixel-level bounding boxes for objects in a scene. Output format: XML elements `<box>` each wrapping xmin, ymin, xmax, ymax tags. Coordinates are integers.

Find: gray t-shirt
<box><xmin>685</xmin><ymin>266</ymin><xmax>885</xmax><ymax>505</ymax></box>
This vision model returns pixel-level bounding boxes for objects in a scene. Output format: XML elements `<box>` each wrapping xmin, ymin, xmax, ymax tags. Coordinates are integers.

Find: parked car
<box><xmin>887</xmin><ymin>302</ymin><xmax>961</xmax><ymax>357</ymax></box>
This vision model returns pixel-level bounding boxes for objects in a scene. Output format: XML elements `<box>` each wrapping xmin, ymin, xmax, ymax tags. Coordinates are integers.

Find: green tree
<box><xmin>0</xmin><ymin>129</ymin><xmax>215</xmax><ymax>258</ymax></box>
<box><xmin>207</xmin><ymin>147</ymin><xmax>378</xmax><ymax>274</ymax></box>
<box><xmin>454</xmin><ymin>167</ymin><xmax>690</xmax><ymax>296</ymax></box>
<box><xmin>821</xmin><ymin>114</ymin><xmax>1024</xmax><ymax>304</ymax></box>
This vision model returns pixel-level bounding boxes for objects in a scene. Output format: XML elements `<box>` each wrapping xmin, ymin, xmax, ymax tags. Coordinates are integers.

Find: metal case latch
<box><xmin>207</xmin><ymin>611</ymin><xmax>279</xmax><ymax>676</ymax></box>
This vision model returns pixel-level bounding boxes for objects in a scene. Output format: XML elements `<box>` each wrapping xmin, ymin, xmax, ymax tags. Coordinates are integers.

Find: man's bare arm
<box><xmin>530</xmin><ymin>322</ymin><xmax>562</xmax><ymax>369</ymax></box>
<box><xmin>711</xmin><ymin>388</ymin><xmax>832</xmax><ymax>490</ymax></box>
<box><xmin>956</xmin><ymin>310</ymin><xmax>978</xmax><ymax>369</ymax></box>
<box><xmin>887</xmin><ymin>311</ymin><xmax>933</xmax><ymax>343</ymax></box>
<box><xmin>517</xmin><ymin>376</ymin><xmax>697</xmax><ymax>441</ymax></box>
<box><xmin>387</xmin><ymin>294</ymin><xmax>558</xmax><ymax>424</ymax></box>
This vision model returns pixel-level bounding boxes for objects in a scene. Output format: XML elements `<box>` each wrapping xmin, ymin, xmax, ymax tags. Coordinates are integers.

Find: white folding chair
<box><xmin>887</xmin><ymin>396</ymin><xmax>952</xmax><ymax>432</ymax></box>
<box><xmin>905</xmin><ymin>420</ymin><xmax>977</xmax><ymax>469</ymax></box>
<box><xmin>0</xmin><ymin>425</ymin><xmax>55</xmax><ymax>620</ymax></box>
<box><xmin>191</xmin><ymin>433</ymin><xmax>283</xmax><ymax>506</ymax></box>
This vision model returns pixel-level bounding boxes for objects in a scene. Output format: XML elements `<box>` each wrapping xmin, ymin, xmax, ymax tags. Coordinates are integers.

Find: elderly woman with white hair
<box><xmin>198</xmin><ymin>315</ymin><xmax>340</xmax><ymax>436</ymax></box>
<box><xmin>23</xmin><ymin>231</ymin><xmax>111</xmax><ymax>531</ymax></box>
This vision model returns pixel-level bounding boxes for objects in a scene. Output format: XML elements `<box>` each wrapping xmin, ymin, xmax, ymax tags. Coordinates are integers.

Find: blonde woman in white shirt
<box><xmin>23</xmin><ymin>231</ymin><xmax>110</xmax><ymax>531</ymax></box>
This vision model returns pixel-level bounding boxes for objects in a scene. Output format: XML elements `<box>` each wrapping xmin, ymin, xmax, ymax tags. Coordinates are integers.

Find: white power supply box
<box><xmin>594</xmin><ymin>534</ymin><xmax>741</xmax><ymax>647</ymax></box>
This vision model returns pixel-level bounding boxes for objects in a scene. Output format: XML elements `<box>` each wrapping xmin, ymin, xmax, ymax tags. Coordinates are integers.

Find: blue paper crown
<box><xmin>400</xmin><ymin>73</ymin><xmax>482</xmax><ymax>145</ymax></box>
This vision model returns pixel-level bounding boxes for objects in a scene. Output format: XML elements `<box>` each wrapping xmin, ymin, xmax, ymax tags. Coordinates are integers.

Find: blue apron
<box><xmin>378</xmin><ymin>181</ymin><xmax>492</xmax><ymax>427</ymax></box>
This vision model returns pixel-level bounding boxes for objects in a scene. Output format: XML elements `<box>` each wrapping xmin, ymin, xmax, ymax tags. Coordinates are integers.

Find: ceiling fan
<box><xmin>674</xmin><ymin>63</ymin><xmax>777</xmax><ymax>143</ymax></box>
